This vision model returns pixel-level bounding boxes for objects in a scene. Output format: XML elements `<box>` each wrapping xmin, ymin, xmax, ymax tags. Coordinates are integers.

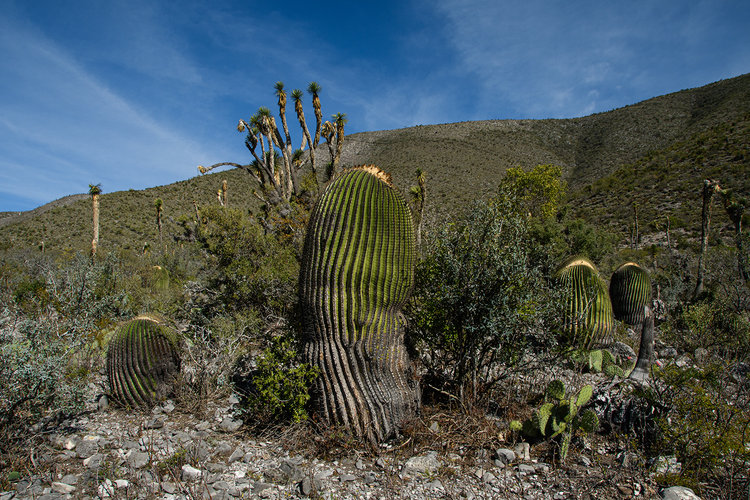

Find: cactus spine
<box><xmin>106</xmin><ymin>317</ymin><xmax>180</xmax><ymax>408</ymax></box>
<box><xmin>557</xmin><ymin>257</ymin><xmax>613</xmax><ymax>349</ymax></box>
<box><xmin>609</xmin><ymin>262</ymin><xmax>652</xmax><ymax>325</ymax></box>
<box><xmin>299</xmin><ymin>165</ymin><xmax>419</xmax><ymax>443</ymax></box>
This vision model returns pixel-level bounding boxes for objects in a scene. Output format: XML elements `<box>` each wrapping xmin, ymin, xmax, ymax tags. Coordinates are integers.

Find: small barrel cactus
<box><xmin>299</xmin><ymin>165</ymin><xmax>419</xmax><ymax>443</ymax></box>
<box><xmin>609</xmin><ymin>262</ymin><xmax>652</xmax><ymax>325</ymax></box>
<box><xmin>556</xmin><ymin>257</ymin><xmax>613</xmax><ymax>349</ymax></box>
<box><xmin>106</xmin><ymin>316</ymin><xmax>180</xmax><ymax>408</ymax></box>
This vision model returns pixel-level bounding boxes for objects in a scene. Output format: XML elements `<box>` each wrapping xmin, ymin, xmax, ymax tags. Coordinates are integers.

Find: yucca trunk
<box><xmin>693</xmin><ymin>179</ymin><xmax>720</xmax><ymax>299</ymax></box>
<box><xmin>91</xmin><ymin>193</ymin><xmax>100</xmax><ymax>258</ymax></box>
<box><xmin>299</xmin><ymin>166</ymin><xmax>420</xmax><ymax>443</ymax></box>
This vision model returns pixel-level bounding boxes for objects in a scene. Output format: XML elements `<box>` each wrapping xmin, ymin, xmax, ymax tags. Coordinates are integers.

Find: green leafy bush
<box><xmin>238</xmin><ymin>335</ymin><xmax>319</xmax><ymax>425</ymax></box>
<box><xmin>193</xmin><ymin>206</ymin><xmax>299</xmax><ymax>318</ymax></box>
<box><xmin>407</xmin><ymin>196</ymin><xmax>562</xmax><ymax>405</ymax></box>
<box><xmin>640</xmin><ymin>363</ymin><xmax>750</xmax><ymax>497</ymax></box>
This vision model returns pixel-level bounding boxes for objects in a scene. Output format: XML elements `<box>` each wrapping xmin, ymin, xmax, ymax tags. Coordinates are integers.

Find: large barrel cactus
<box><xmin>610</xmin><ymin>262</ymin><xmax>652</xmax><ymax>326</ymax></box>
<box><xmin>299</xmin><ymin>165</ymin><xmax>419</xmax><ymax>443</ymax></box>
<box><xmin>557</xmin><ymin>257</ymin><xmax>614</xmax><ymax>349</ymax></box>
<box><xmin>106</xmin><ymin>317</ymin><xmax>181</xmax><ymax>408</ymax></box>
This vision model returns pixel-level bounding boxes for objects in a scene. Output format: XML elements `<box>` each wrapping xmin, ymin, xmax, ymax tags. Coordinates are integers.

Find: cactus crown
<box><xmin>610</xmin><ymin>262</ymin><xmax>652</xmax><ymax>326</ymax></box>
<box><xmin>556</xmin><ymin>256</ymin><xmax>613</xmax><ymax>349</ymax></box>
<box><xmin>106</xmin><ymin>317</ymin><xmax>180</xmax><ymax>408</ymax></box>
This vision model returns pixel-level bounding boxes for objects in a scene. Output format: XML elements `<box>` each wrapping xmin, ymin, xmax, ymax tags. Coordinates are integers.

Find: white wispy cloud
<box><xmin>0</xmin><ymin>14</ymin><xmax>214</xmax><ymax>208</ymax></box>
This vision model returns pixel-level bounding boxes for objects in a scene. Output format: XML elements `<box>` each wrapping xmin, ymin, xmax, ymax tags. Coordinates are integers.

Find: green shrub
<box><xmin>193</xmin><ymin>206</ymin><xmax>299</xmax><ymax>318</ymax></box>
<box><xmin>640</xmin><ymin>363</ymin><xmax>750</xmax><ymax>497</ymax></box>
<box><xmin>239</xmin><ymin>335</ymin><xmax>319</xmax><ymax>425</ymax></box>
<box><xmin>407</xmin><ymin>196</ymin><xmax>562</xmax><ymax>405</ymax></box>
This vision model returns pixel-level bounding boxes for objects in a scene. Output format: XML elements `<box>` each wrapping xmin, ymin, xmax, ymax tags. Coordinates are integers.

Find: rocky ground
<box><xmin>1</xmin><ymin>363</ymin><xmax>704</xmax><ymax>500</ymax></box>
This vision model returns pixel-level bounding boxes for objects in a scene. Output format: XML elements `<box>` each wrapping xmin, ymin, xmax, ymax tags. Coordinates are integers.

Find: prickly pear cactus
<box><xmin>299</xmin><ymin>165</ymin><xmax>419</xmax><ymax>443</ymax></box>
<box><xmin>106</xmin><ymin>317</ymin><xmax>180</xmax><ymax>408</ymax></box>
<box><xmin>609</xmin><ymin>262</ymin><xmax>652</xmax><ymax>325</ymax></box>
<box><xmin>556</xmin><ymin>257</ymin><xmax>613</xmax><ymax>349</ymax></box>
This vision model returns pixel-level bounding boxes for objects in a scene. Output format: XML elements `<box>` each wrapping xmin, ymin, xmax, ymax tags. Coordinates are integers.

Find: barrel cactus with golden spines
<box><xmin>556</xmin><ymin>257</ymin><xmax>614</xmax><ymax>349</ymax></box>
<box><xmin>106</xmin><ymin>317</ymin><xmax>181</xmax><ymax>408</ymax></box>
<box><xmin>609</xmin><ymin>262</ymin><xmax>652</xmax><ymax>326</ymax></box>
<box><xmin>299</xmin><ymin>165</ymin><xmax>419</xmax><ymax>443</ymax></box>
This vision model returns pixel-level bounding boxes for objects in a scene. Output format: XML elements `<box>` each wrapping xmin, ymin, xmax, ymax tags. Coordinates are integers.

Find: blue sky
<box><xmin>1</xmin><ymin>0</ymin><xmax>749</xmax><ymax>211</ymax></box>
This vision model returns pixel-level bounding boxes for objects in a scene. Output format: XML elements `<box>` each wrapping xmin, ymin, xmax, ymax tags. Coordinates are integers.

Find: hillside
<box><xmin>1</xmin><ymin>73</ymin><xmax>749</xmax><ymax>254</ymax></box>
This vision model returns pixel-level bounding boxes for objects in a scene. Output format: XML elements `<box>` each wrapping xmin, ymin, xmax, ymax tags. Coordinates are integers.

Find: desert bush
<box><xmin>0</xmin><ymin>253</ymin><xmax>132</xmax><ymax>447</ymax></box>
<box><xmin>641</xmin><ymin>363</ymin><xmax>750</xmax><ymax>497</ymax></box>
<box><xmin>192</xmin><ymin>206</ymin><xmax>299</xmax><ymax>318</ymax></box>
<box><xmin>236</xmin><ymin>334</ymin><xmax>319</xmax><ymax>427</ymax></box>
<box><xmin>407</xmin><ymin>196</ymin><xmax>562</xmax><ymax>406</ymax></box>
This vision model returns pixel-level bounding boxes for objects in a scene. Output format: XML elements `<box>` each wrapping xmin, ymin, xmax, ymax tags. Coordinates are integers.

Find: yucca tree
<box><xmin>409</xmin><ymin>168</ymin><xmax>427</xmax><ymax>251</ymax></box>
<box><xmin>720</xmin><ymin>188</ymin><xmax>748</xmax><ymax>283</ymax></box>
<box><xmin>321</xmin><ymin>120</ymin><xmax>336</xmax><ymax>179</ymax></box>
<box><xmin>693</xmin><ymin>179</ymin><xmax>721</xmax><ymax>299</ymax></box>
<box><xmin>274</xmin><ymin>82</ymin><xmax>298</xmax><ymax>196</ymax></box>
<box><xmin>308</xmin><ymin>81</ymin><xmax>323</xmax><ymax>149</ymax></box>
<box><xmin>292</xmin><ymin>88</ymin><xmax>317</xmax><ymax>183</ymax></box>
<box><xmin>88</xmin><ymin>183</ymin><xmax>102</xmax><ymax>258</ymax></box>
<box><xmin>154</xmin><ymin>198</ymin><xmax>163</xmax><ymax>240</ymax></box>
<box><xmin>198</xmin><ymin>81</ymin><xmax>338</xmax><ymax>208</ymax></box>
<box><xmin>332</xmin><ymin>112</ymin><xmax>347</xmax><ymax>175</ymax></box>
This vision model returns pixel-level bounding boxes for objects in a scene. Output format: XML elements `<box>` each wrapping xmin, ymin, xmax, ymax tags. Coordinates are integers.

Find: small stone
<box><xmin>375</xmin><ymin>457</ymin><xmax>387</xmax><ymax>468</ymax></box>
<box><xmin>483</xmin><ymin>472</ymin><xmax>496</xmax><ymax>483</ymax></box>
<box><xmin>494</xmin><ymin>448</ymin><xmax>516</xmax><ymax>465</ymax></box>
<box><xmin>403</xmin><ymin>452</ymin><xmax>441</xmax><ymax>476</ymax></box>
<box><xmin>579</xmin><ymin>456</ymin><xmax>592</xmax><ymax>467</ymax></box>
<box><xmin>162</xmin><ymin>400</ymin><xmax>176</xmax><ymax>413</ymax></box>
<box><xmin>98</xmin><ymin>479</ymin><xmax>114</xmax><ymax>498</ymax></box>
<box><xmin>97</xmin><ymin>395</ymin><xmax>109</xmax><ymax>411</ymax></box>
<box><xmin>228</xmin><ymin>394</ymin><xmax>240</xmax><ymax>406</ymax></box>
<box><xmin>115</xmin><ymin>479</ymin><xmax>129</xmax><ymax>489</ymax></box>
<box><xmin>228</xmin><ymin>446</ymin><xmax>244</xmax><ymax>464</ymax></box>
<box><xmin>339</xmin><ymin>473</ymin><xmax>356</xmax><ymax>482</ymax></box>
<box><xmin>126</xmin><ymin>450</ymin><xmax>150</xmax><ymax>469</ymax></box>
<box><xmin>51</xmin><ymin>482</ymin><xmax>76</xmax><ymax>494</ymax></box>
<box><xmin>429</xmin><ymin>421</ymin><xmax>440</xmax><ymax>433</ymax></box>
<box><xmin>355</xmin><ymin>458</ymin><xmax>365</xmax><ymax>470</ymax></box>
<box><xmin>63</xmin><ymin>437</ymin><xmax>77</xmax><ymax>450</ymax></box>
<box><xmin>143</xmin><ymin>417</ymin><xmax>165</xmax><ymax>429</ymax></box>
<box><xmin>181</xmin><ymin>464</ymin><xmax>202</xmax><ymax>482</ymax></box>
<box><xmin>661</xmin><ymin>486</ymin><xmax>701</xmax><ymax>500</ymax></box>
<box><xmin>618</xmin><ymin>484</ymin><xmax>634</xmax><ymax>496</ymax></box>
<box><xmin>363</xmin><ymin>471</ymin><xmax>377</xmax><ymax>484</ymax></box>
<box><xmin>219</xmin><ymin>417</ymin><xmax>242</xmax><ymax>433</ymax></box>
<box><xmin>253</xmin><ymin>482</ymin><xmax>274</xmax><ymax>495</ymax></box>
<box><xmin>516</xmin><ymin>464</ymin><xmax>536</xmax><ymax>475</ymax></box>
<box><xmin>83</xmin><ymin>453</ymin><xmax>105</xmax><ymax>469</ymax></box>
<box><xmin>513</xmin><ymin>442</ymin><xmax>531</xmax><ymax>461</ymax></box>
